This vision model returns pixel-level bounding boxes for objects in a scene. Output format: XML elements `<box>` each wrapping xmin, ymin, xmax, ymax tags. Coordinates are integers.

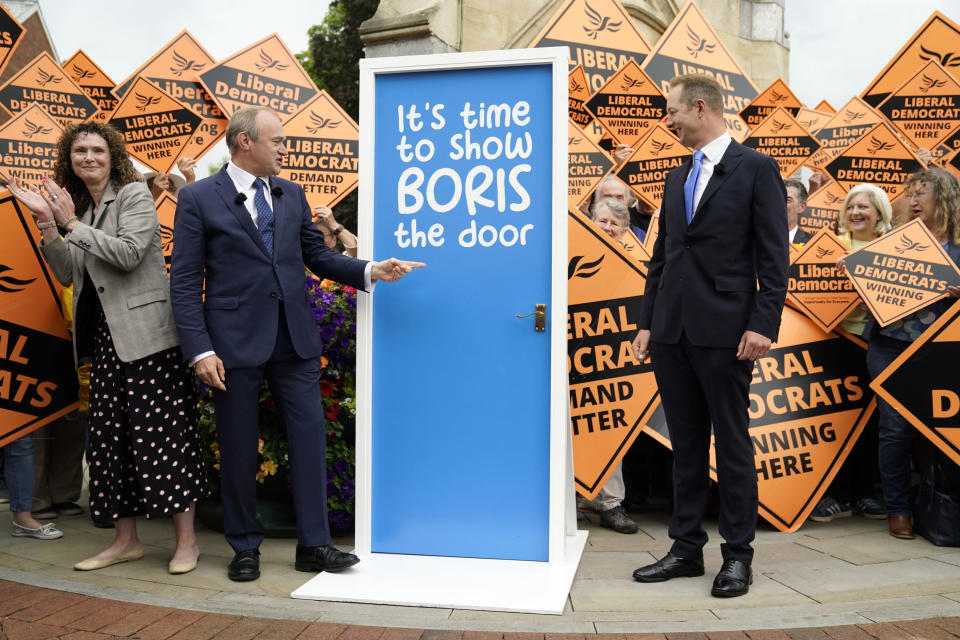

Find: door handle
<box><xmin>515</xmin><ymin>304</ymin><xmax>546</xmax><ymax>332</ymax></box>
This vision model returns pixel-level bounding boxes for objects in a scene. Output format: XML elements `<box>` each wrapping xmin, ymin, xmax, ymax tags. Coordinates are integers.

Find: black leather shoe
<box><xmin>711</xmin><ymin>559</ymin><xmax>752</xmax><ymax>597</ymax></box>
<box><xmin>227</xmin><ymin>549</ymin><xmax>260</xmax><ymax>582</ymax></box>
<box><xmin>632</xmin><ymin>552</ymin><xmax>704</xmax><ymax>582</ymax></box>
<box><xmin>295</xmin><ymin>544</ymin><xmax>360</xmax><ymax>573</ymax></box>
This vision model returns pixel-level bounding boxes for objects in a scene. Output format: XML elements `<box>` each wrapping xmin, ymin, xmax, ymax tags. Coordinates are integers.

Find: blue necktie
<box><xmin>684</xmin><ymin>149</ymin><xmax>704</xmax><ymax>225</ymax></box>
<box><xmin>253</xmin><ymin>178</ymin><xmax>274</xmax><ymax>256</ymax></box>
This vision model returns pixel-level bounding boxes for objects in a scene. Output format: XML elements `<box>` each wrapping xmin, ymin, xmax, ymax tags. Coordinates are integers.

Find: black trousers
<box><xmin>651</xmin><ymin>334</ymin><xmax>756</xmax><ymax>564</ymax></box>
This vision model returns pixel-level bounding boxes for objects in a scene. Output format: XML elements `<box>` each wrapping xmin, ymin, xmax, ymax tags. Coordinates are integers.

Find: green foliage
<box><xmin>297</xmin><ymin>0</ymin><xmax>379</xmax><ymax>233</ymax></box>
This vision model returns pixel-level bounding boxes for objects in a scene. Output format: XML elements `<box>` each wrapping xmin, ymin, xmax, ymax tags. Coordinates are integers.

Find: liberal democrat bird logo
<box><xmin>22</xmin><ymin>119</ymin><xmax>53</xmax><ymax>139</ymax></box>
<box><xmin>650</xmin><ymin>139</ymin><xmax>674</xmax><ymax>156</ymax></box>
<box><xmin>170</xmin><ymin>51</ymin><xmax>206</xmax><ymax>77</ymax></box>
<box><xmin>866</xmin><ymin>136</ymin><xmax>895</xmax><ymax>155</ymax></box>
<box><xmin>568</xmin><ymin>136</ymin><xmax>582</xmax><ymax>146</ymax></box>
<box><xmin>895</xmin><ymin>234</ymin><xmax>929</xmax><ymax>254</ymax></box>
<box><xmin>570</xmin><ymin>78</ymin><xmax>584</xmax><ymax>93</ymax></box>
<box><xmin>306</xmin><ymin>111</ymin><xmax>341</xmax><ymax>134</ymax></box>
<box><xmin>825</xmin><ymin>193</ymin><xmax>842</xmax><ymax>205</ymax></box>
<box><xmin>134</xmin><ymin>92</ymin><xmax>161</xmax><ymax>112</ymax></box>
<box><xmin>583</xmin><ymin>2</ymin><xmax>622</xmax><ymax>40</ymax></box>
<box><xmin>71</xmin><ymin>64</ymin><xmax>95</xmax><ymax>81</ymax></box>
<box><xmin>770</xmin><ymin>90</ymin><xmax>788</xmax><ymax>103</ymax></box>
<box><xmin>800</xmin><ymin>118</ymin><xmax>816</xmax><ymax>129</ymax></box>
<box><xmin>568</xmin><ymin>255</ymin><xmax>604</xmax><ymax>279</ymax></box>
<box><xmin>843</xmin><ymin>109</ymin><xmax>865</xmax><ymax>124</ymax></box>
<box><xmin>620</xmin><ymin>74</ymin><xmax>645</xmax><ymax>91</ymax></box>
<box><xmin>255</xmin><ymin>50</ymin><xmax>288</xmax><ymax>72</ymax></box>
<box><xmin>770</xmin><ymin>119</ymin><xmax>792</xmax><ymax>134</ymax></box>
<box><xmin>918</xmin><ymin>74</ymin><xmax>947</xmax><ymax>93</ymax></box>
<box><xmin>815</xmin><ymin>247</ymin><xmax>835</xmax><ymax>259</ymax></box>
<box><xmin>918</xmin><ymin>45</ymin><xmax>960</xmax><ymax>69</ymax></box>
<box><xmin>686</xmin><ymin>26</ymin><xmax>716</xmax><ymax>59</ymax></box>
<box><xmin>36</xmin><ymin>68</ymin><xmax>62</xmax><ymax>88</ymax></box>
<box><xmin>0</xmin><ymin>265</ymin><xmax>36</xmax><ymax>293</ymax></box>
<box><xmin>160</xmin><ymin>224</ymin><xmax>174</xmax><ymax>254</ymax></box>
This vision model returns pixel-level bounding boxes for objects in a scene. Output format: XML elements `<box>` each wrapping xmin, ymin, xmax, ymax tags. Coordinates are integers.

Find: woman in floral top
<box><xmin>866</xmin><ymin>168</ymin><xmax>960</xmax><ymax>540</ymax></box>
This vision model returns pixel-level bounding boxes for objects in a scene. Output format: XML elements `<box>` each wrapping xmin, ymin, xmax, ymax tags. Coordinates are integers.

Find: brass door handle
<box><xmin>515</xmin><ymin>303</ymin><xmax>546</xmax><ymax>331</ymax></box>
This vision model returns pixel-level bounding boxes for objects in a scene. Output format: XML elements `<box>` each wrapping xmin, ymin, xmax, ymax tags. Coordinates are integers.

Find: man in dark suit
<box><xmin>630</xmin><ymin>75</ymin><xmax>788</xmax><ymax>597</ymax></box>
<box><xmin>785</xmin><ymin>179</ymin><xmax>813</xmax><ymax>244</ymax></box>
<box><xmin>170</xmin><ymin>107</ymin><xmax>422</xmax><ymax>582</ymax></box>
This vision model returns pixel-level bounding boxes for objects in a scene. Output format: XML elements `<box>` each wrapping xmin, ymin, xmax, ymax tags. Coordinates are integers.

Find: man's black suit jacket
<box><xmin>639</xmin><ymin>140</ymin><xmax>789</xmax><ymax>347</ymax></box>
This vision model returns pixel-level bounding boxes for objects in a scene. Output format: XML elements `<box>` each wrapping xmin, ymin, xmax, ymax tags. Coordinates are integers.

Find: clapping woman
<box><xmin>4</xmin><ymin>122</ymin><xmax>206</xmax><ymax>573</ymax></box>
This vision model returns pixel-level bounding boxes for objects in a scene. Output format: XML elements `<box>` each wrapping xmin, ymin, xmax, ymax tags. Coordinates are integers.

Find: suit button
<box><xmin>96</xmin><ymin>286</ymin><xmax>104</xmax><ymax>293</ymax></box>
<box><xmin>684</xmin><ymin>244</ymin><xmax>691</xmax><ymax>249</ymax></box>
<box><xmin>270</xmin><ymin>292</ymin><xmax>277</xmax><ymax>298</ymax></box>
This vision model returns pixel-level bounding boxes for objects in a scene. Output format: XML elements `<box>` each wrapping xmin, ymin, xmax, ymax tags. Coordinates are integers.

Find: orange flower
<box><xmin>258</xmin><ymin>438</ymin><xmax>264</xmax><ymax>454</ymax></box>
<box><xmin>320</xmin><ymin>355</ymin><xmax>329</xmax><ymax>369</ymax></box>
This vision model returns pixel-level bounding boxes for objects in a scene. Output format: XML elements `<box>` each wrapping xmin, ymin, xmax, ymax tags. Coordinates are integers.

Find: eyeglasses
<box><xmin>906</xmin><ymin>189</ymin><xmax>931</xmax><ymax>201</ymax></box>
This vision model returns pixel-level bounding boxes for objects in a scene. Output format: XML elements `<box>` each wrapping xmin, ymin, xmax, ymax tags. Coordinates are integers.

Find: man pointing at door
<box><xmin>170</xmin><ymin>106</ymin><xmax>424</xmax><ymax>582</ymax></box>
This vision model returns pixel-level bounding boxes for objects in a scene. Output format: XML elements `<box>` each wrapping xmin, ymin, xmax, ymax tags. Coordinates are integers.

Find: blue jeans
<box><xmin>1</xmin><ymin>437</ymin><xmax>35</xmax><ymax>513</ymax></box>
<box><xmin>866</xmin><ymin>334</ymin><xmax>914</xmax><ymax>517</ymax></box>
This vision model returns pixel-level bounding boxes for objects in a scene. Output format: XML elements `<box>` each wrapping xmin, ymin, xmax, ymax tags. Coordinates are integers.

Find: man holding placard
<box><xmin>631</xmin><ymin>75</ymin><xmax>788</xmax><ymax>598</ymax></box>
<box><xmin>170</xmin><ymin>107</ymin><xmax>423</xmax><ymax>582</ymax></box>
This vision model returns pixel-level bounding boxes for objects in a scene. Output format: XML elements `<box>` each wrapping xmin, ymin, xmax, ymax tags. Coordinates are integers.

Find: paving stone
<box><xmin>380</xmin><ymin>628</ymin><xmax>424</xmax><ymax>640</ymax></box>
<box><xmin>59</xmin><ymin>632</ymin><xmax>117</xmax><ymax>640</ymax></box>
<box><xmin>167</xmin><ymin>613</ymin><xmax>241</xmax><ymax>640</ymax></box>
<box><xmin>134</xmin><ymin>609</ymin><xmax>208</xmax><ymax>639</ymax></box>
<box><xmin>337</xmin><ymin>626</ymin><xmax>386</xmax><ymax>640</ymax></box>
<box><xmin>1</xmin><ymin>618</ymin><xmax>71</xmax><ymax>640</ymax></box>
<box><xmin>893</xmin><ymin>620</ymin><xmax>956</xmax><ymax>640</ymax></box>
<box><xmin>783</xmin><ymin>629</ymin><xmax>828</xmax><ymax>639</ymax></box>
<box><xmin>819</xmin><ymin>626</ymin><xmax>875</xmax><ymax>640</ymax></box>
<box><xmin>96</xmin><ymin>603</ymin><xmax>171</xmax><ymax>636</ymax></box>
<box><xmin>421</xmin><ymin>631</ymin><xmax>462</xmax><ymax>640</ymax></box>
<box><xmin>71</xmin><ymin>600</ymin><xmax>142</xmax><ymax>631</ymax></box>
<box><xmin>854</xmin><ymin>623</ymin><xmax>918</xmax><ymax>640</ymax></box>
<box><xmin>706</xmin><ymin>632</ymin><xmax>750</xmax><ymax>639</ymax></box>
<box><xmin>8</xmin><ymin>590</ymin><xmax>89</xmax><ymax>622</ymax></box>
<box><xmin>33</xmin><ymin>596</ymin><xmax>111</xmax><ymax>628</ymax></box>
<box><xmin>462</xmin><ymin>633</ymin><xmax>503</xmax><ymax>640</ymax></box>
<box><xmin>252</xmin><ymin>619</ymin><xmax>312</xmax><ymax>640</ymax></box>
<box><xmin>744</xmin><ymin>631</ymin><xmax>790</xmax><ymax>639</ymax></box>
<box><xmin>503</xmin><ymin>634</ymin><xmax>545</xmax><ymax>640</ymax></box>
<box><xmin>295</xmin><ymin>622</ymin><xmax>350</xmax><ymax>640</ymax></box>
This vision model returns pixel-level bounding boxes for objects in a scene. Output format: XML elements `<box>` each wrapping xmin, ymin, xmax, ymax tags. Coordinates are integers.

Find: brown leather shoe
<box><xmin>888</xmin><ymin>515</ymin><xmax>914</xmax><ymax>539</ymax></box>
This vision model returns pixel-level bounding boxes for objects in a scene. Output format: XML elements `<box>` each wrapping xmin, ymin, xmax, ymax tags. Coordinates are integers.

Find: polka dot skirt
<box><xmin>87</xmin><ymin>312</ymin><xmax>207</xmax><ymax>521</ymax></box>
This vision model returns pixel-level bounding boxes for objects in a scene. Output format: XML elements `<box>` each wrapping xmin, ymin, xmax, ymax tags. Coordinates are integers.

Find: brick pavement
<box><xmin>1</xmin><ymin>582</ymin><xmax>959</xmax><ymax>640</ymax></box>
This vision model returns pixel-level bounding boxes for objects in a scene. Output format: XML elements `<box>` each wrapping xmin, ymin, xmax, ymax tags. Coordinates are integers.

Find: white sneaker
<box><xmin>11</xmin><ymin>522</ymin><xmax>63</xmax><ymax>540</ymax></box>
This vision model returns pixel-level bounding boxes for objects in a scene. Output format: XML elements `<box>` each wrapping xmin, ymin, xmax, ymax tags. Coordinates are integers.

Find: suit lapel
<box><xmin>693</xmin><ymin>141</ymin><xmax>745</xmax><ymax>219</ymax></box>
<box><xmin>672</xmin><ymin>157</ymin><xmax>692</xmax><ymax>234</ymax></box>
<box><xmin>91</xmin><ymin>184</ymin><xmax>117</xmax><ymax>229</ymax></box>
<box><xmin>214</xmin><ymin>167</ymin><xmax>272</xmax><ymax>258</ymax></box>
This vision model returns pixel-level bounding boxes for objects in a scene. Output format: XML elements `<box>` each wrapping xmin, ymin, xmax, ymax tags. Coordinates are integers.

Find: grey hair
<box><xmin>592</xmin><ymin>196</ymin><xmax>630</xmax><ymax>229</ymax></box>
<box><xmin>225</xmin><ymin>106</ymin><xmax>276</xmax><ymax>154</ymax></box>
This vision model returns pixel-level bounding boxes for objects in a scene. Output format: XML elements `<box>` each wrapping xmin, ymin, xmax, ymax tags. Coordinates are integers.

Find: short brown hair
<box><xmin>669</xmin><ymin>74</ymin><xmax>724</xmax><ymax>114</ymax></box>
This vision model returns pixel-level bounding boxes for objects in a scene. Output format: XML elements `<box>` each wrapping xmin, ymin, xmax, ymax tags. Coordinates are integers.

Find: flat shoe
<box><xmin>74</xmin><ymin>546</ymin><xmax>144</xmax><ymax>571</ymax></box>
<box><xmin>168</xmin><ymin>556</ymin><xmax>198</xmax><ymax>575</ymax></box>
<box><xmin>11</xmin><ymin>522</ymin><xmax>63</xmax><ymax>540</ymax></box>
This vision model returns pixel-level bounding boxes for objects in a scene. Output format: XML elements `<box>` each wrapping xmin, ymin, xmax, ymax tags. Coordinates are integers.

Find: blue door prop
<box><xmin>371</xmin><ymin>63</ymin><xmax>555</xmax><ymax>561</ymax></box>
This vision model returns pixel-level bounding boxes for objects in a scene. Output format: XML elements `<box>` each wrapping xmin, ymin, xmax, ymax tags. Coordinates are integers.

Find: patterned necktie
<box><xmin>684</xmin><ymin>149</ymin><xmax>705</xmax><ymax>226</ymax></box>
<box><xmin>253</xmin><ymin>178</ymin><xmax>274</xmax><ymax>256</ymax></box>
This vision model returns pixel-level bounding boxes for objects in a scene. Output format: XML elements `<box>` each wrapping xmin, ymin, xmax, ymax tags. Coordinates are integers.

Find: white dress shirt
<box><xmin>689</xmin><ymin>131</ymin><xmax>732</xmax><ymax>218</ymax></box>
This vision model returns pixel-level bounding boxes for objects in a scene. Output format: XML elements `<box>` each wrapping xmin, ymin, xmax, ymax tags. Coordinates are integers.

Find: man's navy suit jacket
<box><xmin>169</xmin><ymin>166</ymin><xmax>367</xmax><ymax>368</ymax></box>
<box><xmin>639</xmin><ymin>140</ymin><xmax>789</xmax><ymax>347</ymax></box>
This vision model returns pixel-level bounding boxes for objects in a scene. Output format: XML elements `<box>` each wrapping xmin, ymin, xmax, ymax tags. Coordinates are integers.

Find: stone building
<box><xmin>360</xmin><ymin>0</ymin><xmax>789</xmax><ymax>91</ymax></box>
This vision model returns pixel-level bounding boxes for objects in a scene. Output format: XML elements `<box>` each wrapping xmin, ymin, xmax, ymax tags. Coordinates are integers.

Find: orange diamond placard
<box><xmin>807</xmin><ymin>97</ymin><xmax>884</xmax><ymax>169</ymax></box>
<box><xmin>815</xmin><ymin>99</ymin><xmax>837</xmax><ymax>114</ymax></box>
<box><xmin>862</xmin><ymin>11</ymin><xmax>960</xmax><ymax>108</ymax></box>
<box><xmin>109</xmin><ymin>77</ymin><xmax>202</xmax><ymax>175</ymax></box>
<box><xmin>0</xmin><ymin>52</ymin><xmax>99</xmax><ymax>127</ymax></box>
<box><xmin>871</xmin><ymin>300</ymin><xmax>960</xmax><ymax>466</ymax></box>
<box><xmin>0</xmin><ymin>103</ymin><xmax>63</xmax><ymax>186</ymax></box>
<box><xmin>787</xmin><ymin>228</ymin><xmax>861</xmax><ymax>333</ymax></box>
<box><xmin>154</xmin><ymin>191</ymin><xmax>177</xmax><ymax>275</ymax></box>
<box><xmin>620</xmin><ymin>228</ymin><xmax>650</xmax><ymax>265</ymax></box>
<box><xmin>616</xmin><ymin>123</ymin><xmax>689</xmax><ymax>210</ymax></box>
<box><xmin>739</xmin><ymin>78</ymin><xmax>804</xmax><ymax>130</ymax></box>
<box><xmin>799</xmin><ymin>179</ymin><xmax>847</xmax><ymax>235</ymax></box>
<box><xmin>568</xmin><ymin>208</ymin><xmax>658</xmax><ymax>499</ymax></box>
<box><xmin>641</xmin><ymin>306</ymin><xmax>876</xmax><ymax>532</ymax></box>
<box><xmin>946</xmin><ymin>146</ymin><xmax>960</xmax><ymax>181</ymax></box>
<box><xmin>529</xmin><ymin>0</ymin><xmax>652</xmax><ymax>93</ymax></box>
<box><xmin>568</xmin><ymin>119</ymin><xmax>613</xmax><ymax>211</ymax></box>
<box><xmin>843</xmin><ymin>218</ymin><xmax>960</xmax><ymax>326</ymax></box>
<box><xmin>643</xmin><ymin>211</ymin><xmax>659</xmax><ymax>254</ymax></box>
<box><xmin>640</xmin><ymin>0</ymin><xmax>757</xmax><ymax>142</ymax></box>
<box><xmin>0</xmin><ymin>4</ymin><xmax>24</xmax><ymax>78</ymax></box>
<box><xmin>877</xmin><ymin>60</ymin><xmax>960</xmax><ymax>150</ymax></box>
<box><xmin>568</xmin><ymin>64</ymin><xmax>594</xmax><ymax>129</ymax></box>
<box><xmin>0</xmin><ymin>195</ymin><xmax>79</xmax><ymax>448</ymax></box>
<box><xmin>63</xmin><ymin>50</ymin><xmax>117</xmax><ymax>123</ymax></box>
<box><xmin>279</xmin><ymin>91</ymin><xmax>359</xmax><ymax>210</ymax></box>
<box><xmin>585</xmin><ymin>60</ymin><xmax>666</xmax><ymax>147</ymax></box>
<box><xmin>199</xmin><ymin>33</ymin><xmax>318</xmax><ymax>119</ymax></box>
<box><xmin>741</xmin><ymin>106</ymin><xmax>821</xmax><ymax>178</ymax></box>
<box><xmin>113</xmin><ymin>30</ymin><xmax>227</xmax><ymax>162</ymax></box>
<box><xmin>795</xmin><ymin>107</ymin><xmax>833</xmax><ymax>135</ymax></box>
<box><xmin>825</xmin><ymin>121</ymin><xmax>924</xmax><ymax>202</ymax></box>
